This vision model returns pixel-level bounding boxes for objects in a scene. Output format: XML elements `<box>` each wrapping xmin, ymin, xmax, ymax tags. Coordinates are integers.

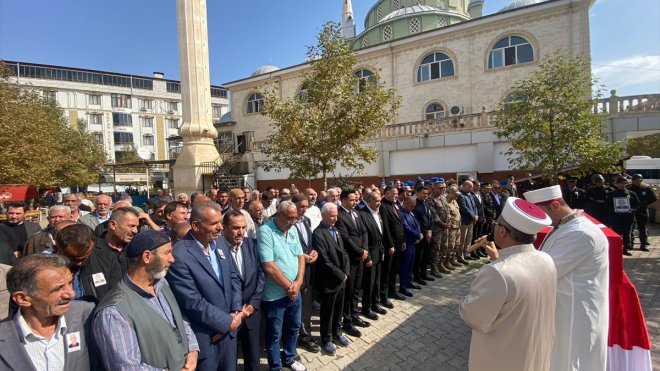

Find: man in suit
<box><xmin>380</xmin><ymin>186</ymin><xmax>407</xmax><ymax>303</ymax></box>
<box><xmin>0</xmin><ymin>202</ymin><xmax>42</xmax><ymax>260</ymax></box>
<box><xmin>166</xmin><ymin>200</ymin><xmax>244</xmax><ymax>371</ymax></box>
<box><xmin>220</xmin><ymin>210</ymin><xmax>265</xmax><ymax>371</ymax></box>
<box><xmin>457</xmin><ymin>181</ymin><xmax>479</xmax><ymax>263</ymax></box>
<box><xmin>399</xmin><ymin>197</ymin><xmax>423</xmax><ymax>297</ymax></box>
<box><xmin>313</xmin><ymin>203</ymin><xmax>351</xmax><ymax>356</ymax></box>
<box><xmin>358</xmin><ymin>191</ymin><xmax>387</xmax><ymax>319</ymax></box>
<box><xmin>412</xmin><ymin>186</ymin><xmax>434</xmax><ymax>284</ymax></box>
<box><xmin>291</xmin><ymin>194</ymin><xmax>320</xmax><ymax>353</ymax></box>
<box><xmin>335</xmin><ymin>190</ymin><xmax>370</xmax><ymax>337</ymax></box>
<box><xmin>469</xmin><ymin>182</ymin><xmax>486</xmax><ymax>260</ymax></box>
<box><xmin>0</xmin><ymin>254</ymin><xmax>96</xmax><ymax>370</ymax></box>
<box><xmin>489</xmin><ymin>181</ymin><xmax>505</xmax><ymax>219</ymax></box>
<box><xmin>78</xmin><ymin>194</ymin><xmax>113</xmax><ymax>230</ymax></box>
<box><xmin>481</xmin><ymin>183</ymin><xmax>496</xmax><ymax>239</ymax></box>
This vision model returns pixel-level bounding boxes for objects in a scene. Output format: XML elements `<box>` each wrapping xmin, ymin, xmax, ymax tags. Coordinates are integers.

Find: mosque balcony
<box><xmin>594</xmin><ymin>91</ymin><xmax>660</xmax><ymax>115</ymax></box>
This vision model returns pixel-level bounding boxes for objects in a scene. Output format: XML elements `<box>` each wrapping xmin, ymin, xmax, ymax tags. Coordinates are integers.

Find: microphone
<box><xmin>467</xmin><ymin>233</ymin><xmax>494</xmax><ymax>253</ymax></box>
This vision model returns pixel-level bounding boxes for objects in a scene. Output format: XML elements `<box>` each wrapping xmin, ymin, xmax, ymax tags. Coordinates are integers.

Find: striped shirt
<box><xmin>93</xmin><ymin>275</ymin><xmax>199</xmax><ymax>370</ymax></box>
<box><xmin>16</xmin><ymin>310</ymin><xmax>67</xmax><ymax>371</ymax></box>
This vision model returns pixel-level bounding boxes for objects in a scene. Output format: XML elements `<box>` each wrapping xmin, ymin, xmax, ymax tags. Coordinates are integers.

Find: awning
<box><xmin>0</xmin><ymin>184</ymin><xmax>39</xmax><ymax>202</ymax></box>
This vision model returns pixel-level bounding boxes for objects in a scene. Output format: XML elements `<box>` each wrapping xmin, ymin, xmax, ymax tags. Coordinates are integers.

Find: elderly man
<box><xmin>399</xmin><ymin>197</ymin><xmax>422</xmax><ymax>297</ymax></box>
<box><xmin>0</xmin><ymin>202</ymin><xmax>41</xmax><ymax>259</ymax></box>
<box><xmin>63</xmin><ymin>194</ymin><xmax>89</xmax><ymax>222</ymax></box>
<box><xmin>525</xmin><ymin>185</ymin><xmax>609</xmax><ymax>371</ymax></box>
<box><xmin>457</xmin><ymin>181</ymin><xmax>478</xmax><ymax>263</ymax></box>
<box><xmin>257</xmin><ymin>201</ymin><xmax>306</xmax><ymax>371</ymax></box>
<box><xmin>220</xmin><ymin>210</ymin><xmax>265</xmax><ymax>371</ymax></box>
<box><xmin>313</xmin><ymin>203</ymin><xmax>350</xmax><ymax>356</ymax></box>
<box><xmin>167</xmin><ymin>201</ymin><xmax>243</xmax><ymax>371</ymax></box>
<box><xmin>94</xmin><ymin>230</ymin><xmax>199</xmax><ymax>370</ymax></box>
<box><xmin>380</xmin><ymin>186</ymin><xmax>407</xmax><ymax>303</ymax></box>
<box><xmin>79</xmin><ymin>194</ymin><xmax>112</xmax><ymax>229</ymax></box>
<box><xmin>460</xmin><ymin>197</ymin><xmax>556</xmax><ymax>371</ymax></box>
<box><xmin>248</xmin><ymin>201</ymin><xmax>265</xmax><ymax>239</ymax></box>
<box><xmin>177</xmin><ymin>192</ymin><xmax>191</xmax><ymax>207</ymax></box>
<box><xmin>1</xmin><ymin>254</ymin><xmax>96</xmax><ymax>370</ymax></box>
<box><xmin>358</xmin><ymin>191</ymin><xmax>387</xmax><ymax>318</ymax></box>
<box><xmin>95</xmin><ymin>207</ymin><xmax>139</xmax><ymax>274</ymax></box>
<box><xmin>22</xmin><ymin>205</ymin><xmax>72</xmax><ymax>257</ymax></box>
<box><xmin>303</xmin><ymin>188</ymin><xmax>322</xmax><ymax>230</ymax></box>
<box><xmin>228</xmin><ymin>189</ymin><xmax>256</xmax><ymax>239</ymax></box>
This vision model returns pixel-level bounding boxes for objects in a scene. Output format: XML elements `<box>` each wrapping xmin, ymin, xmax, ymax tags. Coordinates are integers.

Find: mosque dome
<box><xmin>250</xmin><ymin>64</ymin><xmax>280</xmax><ymax>77</ymax></box>
<box><xmin>219</xmin><ymin>111</ymin><xmax>233</xmax><ymax>124</ymax></box>
<box><xmin>380</xmin><ymin>5</ymin><xmax>444</xmax><ymax>23</ymax></box>
<box><xmin>498</xmin><ymin>0</ymin><xmax>543</xmax><ymax>12</ymax></box>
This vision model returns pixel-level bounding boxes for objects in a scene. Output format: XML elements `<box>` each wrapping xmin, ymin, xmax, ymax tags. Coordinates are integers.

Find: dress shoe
<box><xmin>321</xmin><ymin>341</ymin><xmax>336</xmax><ymax>356</ymax></box>
<box><xmin>334</xmin><ymin>335</ymin><xmax>351</xmax><ymax>346</ymax></box>
<box><xmin>380</xmin><ymin>299</ymin><xmax>394</xmax><ymax>309</ymax></box>
<box><xmin>623</xmin><ymin>250</ymin><xmax>632</xmax><ymax>256</ymax></box>
<box><xmin>342</xmin><ymin>325</ymin><xmax>361</xmax><ymax>338</ymax></box>
<box><xmin>640</xmin><ymin>246</ymin><xmax>650</xmax><ymax>252</ymax></box>
<box><xmin>414</xmin><ymin>278</ymin><xmax>427</xmax><ymax>286</ymax></box>
<box><xmin>421</xmin><ymin>274</ymin><xmax>436</xmax><ymax>281</ymax></box>
<box><xmin>372</xmin><ymin>305</ymin><xmax>387</xmax><ymax>315</ymax></box>
<box><xmin>298</xmin><ymin>337</ymin><xmax>320</xmax><ymax>353</ymax></box>
<box><xmin>470</xmin><ymin>252</ymin><xmax>481</xmax><ymax>260</ymax></box>
<box><xmin>465</xmin><ymin>255</ymin><xmax>475</xmax><ymax>261</ymax></box>
<box><xmin>410</xmin><ymin>284</ymin><xmax>422</xmax><ymax>290</ymax></box>
<box><xmin>399</xmin><ymin>289</ymin><xmax>414</xmax><ymax>297</ymax></box>
<box><xmin>389</xmin><ymin>292</ymin><xmax>407</xmax><ymax>301</ymax></box>
<box><xmin>361</xmin><ymin>310</ymin><xmax>379</xmax><ymax>321</ymax></box>
<box><xmin>352</xmin><ymin>317</ymin><xmax>370</xmax><ymax>328</ymax></box>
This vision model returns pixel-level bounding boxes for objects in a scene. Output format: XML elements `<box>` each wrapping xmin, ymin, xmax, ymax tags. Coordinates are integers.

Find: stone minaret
<box><xmin>173</xmin><ymin>0</ymin><xmax>220</xmax><ymax>195</ymax></box>
<box><xmin>342</xmin><ymin>0</ymin><xmax>356</xmax><ymax>40</ymax></box>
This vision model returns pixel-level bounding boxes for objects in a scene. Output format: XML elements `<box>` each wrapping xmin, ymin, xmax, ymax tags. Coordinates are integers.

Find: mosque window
<box><xmin>362</xmin><ymin>36</ymin><xmax>369</xmax><ymax>48</ymax></box>
<box><xmin>377</xmin><ymin>6</ymin><xmax>383</xmax><ymax>20</ymax></box>
<box><xmin>392</xmin><ymin>0</ymin><xmax>400</xmax><ymax>10</ymax></box>
<box><xmin>298</xmin><ymin>82</ymin><xmax>311</xmax><ymax>102</ymax></box>
<box><xmin>425</xmin><ymin>103</ymin><xmax>445</xmax><ymax>120</ymax></box>
<box><xmin>417</xmin><ymin>53</ymin><xmax>455</xmax><ymax>82</ymax></box>
<box><xmin>246</xmin><ymin>93</ymin><xmax>264</xmax><ymax>114</ymax></box>
<box><xmin>410</xmin><ymin>18</ymin><xmax>421</xmax><ymax>34</ymax></box>
<box><xmin>354</xmin><ymin>69</ymin><xmax>375</xmax><ymax>92</ymax></box>
<box><xmin>488</xmin><ymin>36</ymin><xmax>534</xmax><ymax>69</ymax></box>
<box><xmin>383</xmin><ymin>25</ymin><xmax>393</xmax><ymax>41</ymax></box>
<box><xmin>438</xmin><ymin>17</ymin><xmax>448</xmax><ymax>27</ymax></box>
<box><xmin>504</xmin><ymin>92</ymin><xmax>527</xmax><ymax>104</ymax></box>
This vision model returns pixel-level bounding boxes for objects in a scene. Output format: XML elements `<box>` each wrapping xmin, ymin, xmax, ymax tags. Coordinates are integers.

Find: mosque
<box><xmin>222</xmin><ymin>0</ymin><xmax>594</xmax><ymax>188</ymax></box>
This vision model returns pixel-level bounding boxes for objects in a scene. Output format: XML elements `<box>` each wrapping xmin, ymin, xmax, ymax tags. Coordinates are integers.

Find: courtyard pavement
<box><xmin>245</xmin><ymin>222</ymin><xmax>659</xmax><ymax>370</ymax></box>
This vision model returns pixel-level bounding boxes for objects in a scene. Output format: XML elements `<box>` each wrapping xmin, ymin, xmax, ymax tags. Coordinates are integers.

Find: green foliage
<box><xmin>0</xmin><ymin>64</ymin><xmax>106</xmax><ymax>187</ymax></box>
<box><xmin>260</xmin><ymin>22</ymin><xmax>400</xmax><ymax>189</ymax></box>
<box><xmin>494</xmin><ymin>52</ymin><xmax>623</xmax><ymax>183</ymax></box>
<box><xmin>112</xmin><ymin>144</ymin><xmax>146</xmax><ymax>173</ymax></box>
<box><xmin>625</xmin><ymin>133</ymin><xmax>660</xmax><ymax>158</ymax></box>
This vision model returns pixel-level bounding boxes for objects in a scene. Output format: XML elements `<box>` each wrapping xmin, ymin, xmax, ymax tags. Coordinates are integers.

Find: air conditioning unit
<box><xmin>167</xmin><ymin>109</ymin><xmax>176</xmax><ymax>114</ymax></box>
<box><xmin>450</xmin><ymin>105</ymin><xmax>463</xmax><ymax>116</ymax></box>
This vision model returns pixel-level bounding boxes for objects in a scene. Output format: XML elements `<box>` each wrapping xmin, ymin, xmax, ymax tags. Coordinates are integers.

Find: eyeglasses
<box><xmin>492</xmin><ymin>220</ymin><xmax>510</xmax><ymax>232</ymax></box>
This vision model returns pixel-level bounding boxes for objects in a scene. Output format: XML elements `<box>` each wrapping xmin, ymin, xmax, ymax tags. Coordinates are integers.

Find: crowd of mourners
<box><xmin>0</xmin><ymin>172</ymin><xmax>655</xmax><ymax>371</ymax></box>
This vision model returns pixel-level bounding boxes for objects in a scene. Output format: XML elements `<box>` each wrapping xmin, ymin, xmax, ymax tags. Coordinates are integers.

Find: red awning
<box><xmin>0</xmin><ymin>184</ymin><xmax>39</xmax><ymax>202</ymax></box>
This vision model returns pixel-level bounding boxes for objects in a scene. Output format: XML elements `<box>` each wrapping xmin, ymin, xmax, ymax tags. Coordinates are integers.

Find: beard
<box><xmin>146</xmin><ymin>255</ymin><xmax>169</xmax><ymax>280</ymax></box>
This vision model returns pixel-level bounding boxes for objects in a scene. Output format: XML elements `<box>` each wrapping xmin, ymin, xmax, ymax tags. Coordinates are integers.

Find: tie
<box><xmin>392</xmin><ymin>204</ymin><xmax>399</xmax><ymax>218</ymax></box>
<box><xmin>330</xmin><ymin>227</ymin><xmax>338</xmax><ymax>243</ymax></box>
<box><xmin>350</xmin><ymin>210</ymin><xmax>358</xmax><ymax>227</ymax></box>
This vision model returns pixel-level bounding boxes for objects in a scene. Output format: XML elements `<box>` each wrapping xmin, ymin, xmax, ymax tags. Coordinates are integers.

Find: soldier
<box><xmin>627</xmin><ymin>174</ymin><xmax>657</xmax><ymax>251</ymax></box>
<box><xmin>562</xmin><ymin>177</ymin><xmax>587</xmax><ymax>210</ymax></box>
<box><xmin>426</xmin><ymin>180</ymin><xmax>452</xmax><ymax>277</ymax></box>
<box><xmin>607</xmin><ymin>177</ymin><xmax>639</xmax><ymax>256</ymax></box>
<box><xmin>585</xmin><ymin>174</ymin><xmax>613</xmax><ymax>224</ymax></box>
<box><xmin>445</xmin><ymin>185</ymin><xmax>464</xmax><ymax>268</ymax></box>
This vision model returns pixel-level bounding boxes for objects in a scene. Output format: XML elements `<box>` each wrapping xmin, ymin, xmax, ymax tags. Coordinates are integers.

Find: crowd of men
<box><xmin>0</xmin><ymin>173</ymin><xmax>656</xmax><ymax>371</ymax></box>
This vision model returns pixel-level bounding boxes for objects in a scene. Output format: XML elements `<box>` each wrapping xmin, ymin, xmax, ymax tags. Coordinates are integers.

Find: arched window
<box><xmin>504</xmin><ymin>92</ymin><xmax>526</xmax><ymax>104</ymax></box>
<box><xmin>298</xmin><ymin>82</ymin><xmax>311</xmax><ymax>102</ymax></box>
<box><xmin>417</xmin><ymin>53</ymin><xmax>455</xmax><ymax>82</ymax></box>
<box><xmin>488</xmin><ymin>36</ymin><xmax>534</xmax><ymax>69</ymax></box>
<box><xmin>246</xmin><ymin>93</ymin><xmax>263</xmax><ymax>114</ymax></box>
<box><xmin>425</xmin><ymin>103</ymin><xmax>445</xmax><ymax>120</ymax></box>
<box><xmin>354</xmin><ymin>69</ymin><xmax>375</xmax><ymax>92</ymax></box>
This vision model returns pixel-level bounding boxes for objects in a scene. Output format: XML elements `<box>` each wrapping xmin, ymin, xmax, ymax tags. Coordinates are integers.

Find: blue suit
<box><xmin>400</xmin><ymin>210</ymin><xmax>422</xmax><ymax>290</ymax></box>
<box><xmin>167</xmin><ymin>232</ymin><xmax>242</xmax><ymax>371</ymax></box>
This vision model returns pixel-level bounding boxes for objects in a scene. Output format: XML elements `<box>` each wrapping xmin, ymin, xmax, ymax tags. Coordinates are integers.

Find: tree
<box><xmin>112</xmin><ymin>143</ymin><xmax>146</xmax><ymax>173</ymax></box>
<box><xmin>626</xmin><ymin>133</ymin><xmax>660</xmax><ymax>158</ymax></box>
<box><xmin>494</xmin><ymin>52</ymin><xmax>623</xmax><ymax>183</ymax></box>
<box><xmin>0</xmin><ymin>64</ymin><xmax>106</xmax><ymax>187</ymax></box>
<box><xmin>260</xmin><ymin>22</ymin><xmax>400</xmax><ymax>189</ymax></box>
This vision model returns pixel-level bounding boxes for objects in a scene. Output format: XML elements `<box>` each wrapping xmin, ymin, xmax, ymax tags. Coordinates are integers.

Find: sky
<box><xmin>0</xmin><ymin>0</ymin><xmax>659</xmax><ymax>96</ymax></box>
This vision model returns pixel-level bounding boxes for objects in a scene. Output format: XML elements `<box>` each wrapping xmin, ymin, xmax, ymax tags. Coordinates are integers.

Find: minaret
<box><xmin>342</xmin><ymin>0</ymin><xmax>356</xmax><ymax>40</ymax></box>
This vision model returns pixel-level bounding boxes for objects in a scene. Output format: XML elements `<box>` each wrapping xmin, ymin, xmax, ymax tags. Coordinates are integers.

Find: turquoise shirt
<box><xmin>257</xmin><ymin>219</ymin><xmax>303</xmax><ymax>301</ymax></box>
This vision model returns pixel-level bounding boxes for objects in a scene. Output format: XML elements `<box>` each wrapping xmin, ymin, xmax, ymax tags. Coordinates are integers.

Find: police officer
<box><xmin>585</xmin><ymin>174</ymin><xmax>613</xmax><ymax>224</ymax></box>
<box><xmin>628</xmin><ymin>174</ymin><xmax>657</xmax><ymax>251</ymax></box>
<box><xmin>562</xmin><ymin>177</ymin><xmax>587</xmax><ymax>210</ymax></box>
<box><xmin>607</xmin><ymin>177</ymin><xmax>639</xmax><ymax>256</ymax></box>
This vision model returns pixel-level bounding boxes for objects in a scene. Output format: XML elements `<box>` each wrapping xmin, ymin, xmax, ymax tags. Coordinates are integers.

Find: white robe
<box><xmin>540</xmin><ymin>216</ymin><xmax>609</xmax><ymax>371</ymax></box>
<box><xmin>460</xmin><ymin>244</ymin><xmax>557</xmax><ymax>371</ymax></box>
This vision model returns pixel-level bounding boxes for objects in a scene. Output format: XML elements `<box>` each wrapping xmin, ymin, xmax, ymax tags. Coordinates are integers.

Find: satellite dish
<box><xmin>137</xmin><ymin>147</ymin><xmax>151</xmax><ymax>160</ymax></box>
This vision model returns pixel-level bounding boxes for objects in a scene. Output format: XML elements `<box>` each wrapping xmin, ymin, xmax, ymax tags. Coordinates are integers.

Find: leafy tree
<box><xmin>0</xmin><ymin>64</ymin><xmax>105</xmax><ymax>186</ymax></box>
<box><xmin>626</xmin><ymin>133</ymin><xmax>660</xmax><ymax>158</ymax></box>
<box><xmin>111</xmin><ymin>143</ymin><xmax>146</xmax><ymax>173</ymax></box>
<box><xmin>494</xmin><ymin>52</ymin><xmax>623</xmax><ymax>183</ymax></box>
<box><xmin>260</xmin><ymin>22</ymin><xmax>400</xmax><ymax>189</ymax></box>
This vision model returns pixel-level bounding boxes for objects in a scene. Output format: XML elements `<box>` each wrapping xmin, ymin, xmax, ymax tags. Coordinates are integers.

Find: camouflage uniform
<box><xmin>427</xmin><ymin>193</ymin><xmax>451</xmax><ymax>275</ymax></box>
<box><xmin>447</xmin><ymin>199</ymin><xmax>462</xmax><ymax>267</ymax></box>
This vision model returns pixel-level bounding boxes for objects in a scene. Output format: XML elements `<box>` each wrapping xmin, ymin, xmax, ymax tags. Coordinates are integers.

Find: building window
<box><xmin>44</xmin><ymin>91</ymin><xmax>57</xmax><ymax>101</ymax></box>
<box><xmin>417</xmin><ymin>52</ymin><xmax>455</xmax><ymax>82</ymax></box>
<box><xmin>362</xmin><ymin>36</ymin><xmax>369</xmax><ymax>48</ymax></box>
<box><xmin>211</xmin><ymin>87</ymin><xmax>228</xmax><ymax>98</ymax></box>
<box><xmin>92</xmin><ymin>132</ymin><xmax>103</xmax><ymax>143</ymax></box>
<box><xmin>376</xmin><ymin>6</ymin><xmax>382</xmax><ymax>20</ymax></box>
<box><xmin>392</xmin><ymin>0</ymin><xmax>400</xmax><ymax>10</ymax></box>
<box><xmin>166</xmin><ymin>118</ymin><xmax>179</xmax><ymax>129</ymax></box>
<box><xmin>132</xmin><ymin>78</ymin><xmax>153</xmax><ymax>90</ymax></box>
<box><xmin>488</xmin><ymin>36</ymin><xmax>534</xmax><ymax>69</ymax></box>
<box><xmin>139</xmin><ymin>99</ymin><xmax>153</xmax><ymax>110</ymax></box>
<box><xmin>113</xmin><ymin>132</ymin><xmax>134</xmax><ymax>144</ymax></box>
<box><xmin>140</xmin><ymin>116</ymin><xmax>154</xmax><ymax>128</ymax></box>
<box><xmin>166</xmin><ymin>82</ymin><xmax>181</xmax><ymax>93</ymax></box>
<box><xmin>168</xmin><ymin>101</ymin><xmax>178</xmax><ymax>113</ymax></box>
<box><xmin>298</xmin><ymin>82</ymin><xmax>311</xmax><ymax>102</ymax></box>
<box><xmin>111</xmin><ymin>93</ymin><xmax>131</xmax><ymax>108</ymax></box>
<box><xmin>425</xmin><ymin>103</ymin><xmax>445</xmax><ymax>120</ymax></box>
<box><xmin>246</xmin><ymin>93</ymin><xmax>263</xmax><ymax>114</ymax></box>
<box><xmin>438</xmin><ymin>17</ymin><xmax>448</xmax><ymax>27</ymax></box>
<box><xmin>89</xmin><ymin>94</ymin><xmax>101</xmax><ymax>105</ymax></box>
<box><xmin>215</xmin><ymin>131</ymin><xmax>234</xmax><ymax>153</ymax></box>
<box><xmin>212</xmin><ymin>105</ymin><xmax>222</xmax><ymax>118</ymax></box>
<box><xmin>103</xmin><ymin>75</ymin><xmax>131</xmax><ymax>87</ymax></box>
<box><xmin>112</xmin><ymin>113</ymin><xmax>132</xmax><ymax>126</ymax></box>
<box><xmin>410</xmin><ymin>18</ymin><xmax>421</xmax><ymax>34</ymax></box>
<box><xmin>354</xmin><ymin>69</ymin><xmax>375</xmax><ymax>93</ymax></box>
<box><xmin>89</xmin><ymin>113</ymin><xmax>103</xmax><ymax>125</ymax></box>
<box><xmin>383</xmin><ymin>25</ymin><xmax>393</xmax><ymax>41</ymax></box>
<box><xmin>142</xmin><ymin>135</ymin><xmax>154</xmax><ymax>146</ymax></box>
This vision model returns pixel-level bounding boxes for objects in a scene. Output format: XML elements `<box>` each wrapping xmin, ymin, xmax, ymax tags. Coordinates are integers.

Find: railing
<box><xmin>594</xmin><ymin>91</ymin><xmax>660</xmax><ymax>114</ymax></box>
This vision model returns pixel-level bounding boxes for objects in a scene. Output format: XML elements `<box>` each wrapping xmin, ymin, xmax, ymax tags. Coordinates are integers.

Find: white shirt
<box><xmin>540</xmin><ymin>216</ymin><xmax>609</xmax><ymax>371</ymax></box>
<box><xmin>16</xmin><ymin>310</ymin><xmax>67</xmax><ymax>371</ymax></box>
<box><xmin>225</xmin><ymin>239</ymin><xmax>244</xmax><ymax>277</ymax></box>
<box><xmin>367</xmin><ymin>206</ymin><xmax>383</xmax><ymax>234</ymax></box>
<box><xmin>304</xmin><ymin>205</ymin><xmax>322</xmax><ymax>231</ymax></box>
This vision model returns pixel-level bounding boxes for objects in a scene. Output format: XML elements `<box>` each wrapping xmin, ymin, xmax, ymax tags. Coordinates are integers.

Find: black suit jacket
<box><xmin>413</xmin><ymin>199</ymin><xmax>432</xmax><ymax>233</ymax></box>
<box><xmin>312</xmin><ymin>224</ymin><xmax>350</xmax><ymax>294</ymax></box>
<box><xmin>293</xmin><ymin>217</ymin><xmax>314</xmax><ymax>291</ymax></box>
<box><xmin>359</xmin><ymin>208</ymin><xmax>385</xmax><ymax>264</ymax></box>
<box><xmin>226</xmin><ymin>237</ymin><xmax>265</xmax><ymax>330</ymax></box>
<box><xmin>335</xmin><ymin>206</ymin><xmax>368</xmax><ymax>262</ymax></box>
<box><xmin>380</xmin><ymin>199</ymin><xmax>405</xmax><ymax>251</ymax></box>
